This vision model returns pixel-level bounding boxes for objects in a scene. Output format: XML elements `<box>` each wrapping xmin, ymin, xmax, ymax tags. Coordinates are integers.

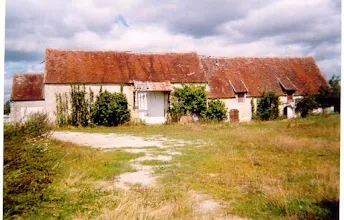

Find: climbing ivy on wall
<box><xmin>70</xmin><ymin>85</ymin><xmax>91</xmax><ymax>126</ymax></box>
<box><xmin>256</xmin><ymin>91</ymin><xmax>280</xmax><ymax>120</ymax></box>
<box><xmin>251</xmin><ymin>98</ymin><xmax>256</xmax><ymax>120</ymax></box>
<box><xmin>55</xmin><ymin>93</ymin><xmax>69</xmax><ymax>126</ymax></box>
<box><xmin>55</xmin><ymin>85</ymin><xmax>130</xmax><ymax>127</ymax></box>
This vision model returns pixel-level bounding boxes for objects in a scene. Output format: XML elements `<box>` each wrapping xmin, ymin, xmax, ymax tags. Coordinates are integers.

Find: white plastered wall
<box><xmin>219</xmin><ymin>95</ymin><xmax>252</xmax><ymax>122</ymax></box>
<box><xmin>44</xmin><ymin>84</ymin><xmax>134</xmax><ymax>123</ymax></box>
<box><xmin>10</xmin><ymin>100</ymin><xmax>46</xmax><ymax>123</ymax></box>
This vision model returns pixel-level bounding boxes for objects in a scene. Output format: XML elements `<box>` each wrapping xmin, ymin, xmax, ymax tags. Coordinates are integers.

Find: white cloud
<box><xmin>4</xmin><ymin>0</ymin><xmax>341</xmax><ymax>99</ymax></box>
<box><xmin>317</xmin><ymin>57</ymin><xmax>341</xmax><ymax>79</ymax></box>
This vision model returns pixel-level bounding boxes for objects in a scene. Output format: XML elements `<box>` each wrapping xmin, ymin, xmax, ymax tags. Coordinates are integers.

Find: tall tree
<box><xmin>316</xmin><ymin>75</ymin><xmax>340</xmax><ymax>112</ymax></box>
<box><xmin>4</xmin><ymin>100</ymin><xmax>10</xmax><ymax>115</ymax></box>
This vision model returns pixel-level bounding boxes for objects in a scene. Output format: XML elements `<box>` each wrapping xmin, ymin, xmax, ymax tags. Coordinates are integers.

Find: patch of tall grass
<box><xmin>4</xmin><ymin>113</ymin><xmax>143</xmax><ymax>219</ymax></box>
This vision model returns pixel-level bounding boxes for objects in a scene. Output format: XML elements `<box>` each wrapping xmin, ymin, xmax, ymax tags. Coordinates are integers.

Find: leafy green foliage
<box><xmin>4</xmin><ymin>112</ymin><xmax>52</xmax><ymax>140</ymax></box>
<box><xmin>70</xmin><ymin>85</ymin><xmax>91</xmax><ymax>126</ymax></box>
<box><xmin>295</xmin><ymin>95</ymin><xmax>318</xmax><ymax>117</ymax></box>
<box><xmin>316</xmin><ymin>75</ymin><xmax>340</xmax><ymax>112</ymax></box>
<box><xmin>256</xmin><ymin>92</ymin><xmax>280</xmax><ymax>120</ymax></box>
<box><xmin>205</xmin><ymin>99</ymin><xmax>227</xmax><ymax>121</ymax></box>
<box><xmin>251</xmin><ymin>98</ymin><xmax>257</xmax><ymax>119</ymax></box>
<box><xmin>92</xmin><ymin>90</ymin><xmax>130</xmax><ymax>126</ymax></box>
<box><xmin>55</xmin><ymin>93</ymin><xmax>69</xmax><ymax>126</ymax></box>
<box><xmin>4</xmin><ymin>100</ymin><xmax>10</xmax><ymax>115</ymax></box>
<box><xmin>294</xmin><ymin>75</ymin><xmax>340</xmax><ymax>118</ymax></box>
<box><xmin>24</xmin><ymin>112</ymin><xmax>53</xmax><ymax>138</ymax></box>
<box><xmin>4</xmin><ymin>113</ymin><xmax>58</xmax><ymax>218</ymax></box>
<box><xmin>168</xmin><ymin>84</ymin><xmax>208</xmax><ymax>121</ymax></box>
<box><xmin>56</xmin><ymin>85</ymin><xmax>130</xmax><ymax>127</ymax></box>
<box><xmin>4</xmin><ymin>138</ymin><xmax>61</xmax><ymax>218</ymax></box>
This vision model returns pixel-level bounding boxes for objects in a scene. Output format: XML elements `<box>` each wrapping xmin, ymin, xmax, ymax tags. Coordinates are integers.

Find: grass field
<box><xmin>5</xmin><ymin>114</ymin><xmax>340</xmax><ymax>219</ymax></box>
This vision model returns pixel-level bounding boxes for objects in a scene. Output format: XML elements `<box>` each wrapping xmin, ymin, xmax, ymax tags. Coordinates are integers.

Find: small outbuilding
<box><xmin>10</xmin><ymin>73</ymin><xmax>45</xmax><ymax>123</ymax></box>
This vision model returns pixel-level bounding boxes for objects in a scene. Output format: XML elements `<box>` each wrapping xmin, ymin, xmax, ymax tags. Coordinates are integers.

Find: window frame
<box><xmin>237</xmin><ymin>93</ymin><xmax>246</xmax><ymax>103</ymax></box>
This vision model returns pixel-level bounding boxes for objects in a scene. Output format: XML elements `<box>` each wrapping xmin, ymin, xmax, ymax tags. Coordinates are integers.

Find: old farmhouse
<box><xmin>10</xmin><ymin>48</ymin><xmax>329</xmax><ymax>124</ymax></box>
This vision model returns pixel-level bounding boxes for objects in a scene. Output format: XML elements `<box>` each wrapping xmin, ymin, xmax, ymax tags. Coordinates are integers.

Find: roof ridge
<box><xmin>46</xmin><ymin>48</ymin><xmax>197</xmax><ymax>55</ymax></box>
<box><xmin>199</xmin><ymin>55</ymin><xmax>314</xmax><ymax>59</ymax></box>
<box><xmin>13</xmin><ymin>72</ymin><xmax>44</xmax><ymax>76</ymax></box>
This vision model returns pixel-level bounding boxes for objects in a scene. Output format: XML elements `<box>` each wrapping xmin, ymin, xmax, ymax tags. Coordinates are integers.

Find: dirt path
<box><xmin>51</xmin><ymin>131</ymin><xmax>243</xmax><ymax>219</ymax></box>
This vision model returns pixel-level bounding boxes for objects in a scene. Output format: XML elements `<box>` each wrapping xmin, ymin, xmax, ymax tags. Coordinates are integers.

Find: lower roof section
<box><xmin>134</xmin><ymin>81</ymin><xmax>173</xmax><ymax>91</ymax></box>
<box><xmin>11</xmin><ymin>73</ymin><xmax>45</xmax><ymax>101</ymax></box>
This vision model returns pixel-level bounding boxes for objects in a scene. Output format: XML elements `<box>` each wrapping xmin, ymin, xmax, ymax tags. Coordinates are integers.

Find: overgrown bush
<box><xmin>316</xmin><ymin>75</ymin><xmax>340</xmax><ymax>112</ymax></box>
<box><xmin>168</xmin><ymin>84</ymin><xmax>207</xmax><ymax>122</ymax></box>
<box><xmin>4</xmin><ymin>112</ymin><xmax>57</xmax><ymax>217</ymax></box>
<box><xmin>205</xmin><ymin>99</ymin><xmax>227</xmax><ymax>121</ymax></box>
<box><xmin>4</xmin><ymin>123</ymin><xmax>22</xmax><ymax>141</ymax></box>
<box><xmin>4</xmin><ymin>112</ymin><xmax>52</xmax><ymax>140</ymax></box>
<box><xmin>4</xmin><ymin>100</ymin><xmax>10</xmax><ymax>115</ymax></box>
<box><xmin>295</xmin><ymin>76</ymin><xmax>341</xmax><ymax>118</ymax></box>
<box><xmin>256</xmin><ymin>91</ymin><xmax>280</xmax><ymax>120</ymax></box>
<box><xmin>24</xmin><ymin>112</ymin><xmax>53</xmax><ymax>138</ymax></box>
<box><xmin>92</xmin><ymin>90</ymin><xmax>130</xmax><ymax>126</ymax></box>
<box><xmin>295</xmin><ymin>95</ymin><xmax>318</xmax><ymax>118</ymax></box>
<box><xmin>56</xmin><ymin>85</ymin><xmax>130</xmax><ymax>127</ymax></box>
<box><xmin>4</xmin><ymin>134</ymin><xmax>60</xmax><ymax>218</ymax></box>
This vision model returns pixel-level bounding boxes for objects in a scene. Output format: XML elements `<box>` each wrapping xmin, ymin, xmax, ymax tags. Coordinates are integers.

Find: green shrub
<box><xmin>92</xmin><ymin>90</ymin><xmax>130</xmax><ymax>126</ymax></box>
<box><xmin>168</xmin><ymin>84</ymin><xmax>207</xmax><ymax>122</ymax></box>
<box><xmin>205</xmin><ymin>99</ymin><xmax>227</xmax><ymax>121</ymax></box>
<box><xmin>24</xmin><ymin>112</ymin><xmax>53</xmax><ymax>138</ymax></box>
<box><xmin>4</xmin><ymin>112</ymin><xmax>52</xmax><ymax>140</ymax></box>
<box><xmin>4</xmin><ymin>123</ymin><xmax>22</xmax><ymax>141</ymax></box>
<box><xmin>295</xmin><ymin>95</ymin><xmax>318</xmax><ymax>118</ymax></box>
<box><xmin>4</xmin><ymin>138</ymin><xmax>61</xmax><ymax>218</ymax></box>
<box><xmin>4</xmin><ymin>100</ymin><xmax>10</xmax><ymax>115</ymax></box>
<box><xmin>256</xmin><ymin>92</ymin><xmax>280</xmax><ymax>120</ymax></box>
<box><xmin>316</xmin><ymin>75</ymin><xmax>340</xmax><ymax>113</ymax></box>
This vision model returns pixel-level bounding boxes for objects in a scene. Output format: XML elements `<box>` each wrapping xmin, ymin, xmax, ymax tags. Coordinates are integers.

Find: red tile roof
<box><xmin>200</xmin><ymin>56</ymin><xmax>328</xmax><ymax>98</ymax></box>
<box><xmin>44</xmin><ymin>48</ymin><xmax>328</xmax><ymax>98</ymax></box>
<box><xmin>45</xmin><ymin>48</ymin><xmax>206</xmax><ymax>84</ymax></box>
<box><xmin>277</xmin><ymin>76</ymin><xmax>297</xmax><ymax>91</ymax></box>
<box><xmin>11</xmin><ymin>73</ymin><xmax>44</xmax><ymax>101</ymax></box>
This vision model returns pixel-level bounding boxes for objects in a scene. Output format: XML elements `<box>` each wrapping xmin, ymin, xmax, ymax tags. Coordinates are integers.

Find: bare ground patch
<box><xmin>51</xmin><ymin>131</ymin><xmax>232</xmax><ymax>218</ymax></box>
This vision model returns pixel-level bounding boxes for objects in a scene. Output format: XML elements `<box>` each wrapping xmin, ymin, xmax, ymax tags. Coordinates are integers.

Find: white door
<box><xmin>138</xmin><ymin>92</ymin><xmax>148</xmax><ymax>121</ymax></box>
<box><xmin>137</xmin><ymin>91</ymin><xmax>165</xmax><ymax>124</ymax></box>
<box><xmin>146</xmin><ymin>92</ymin><xmax>165</xmax><ymax>124</ymax></box>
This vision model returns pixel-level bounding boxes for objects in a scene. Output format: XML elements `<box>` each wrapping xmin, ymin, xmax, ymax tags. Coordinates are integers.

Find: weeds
<box><xmin>5</xmin><ymin>114</ymin><xmax>339</xmax><ymax>219</ymax></box>
<box><xmin>59</xmin><ymin>114</ymin><xmax>340</xmax><ymax>219</ymax></box>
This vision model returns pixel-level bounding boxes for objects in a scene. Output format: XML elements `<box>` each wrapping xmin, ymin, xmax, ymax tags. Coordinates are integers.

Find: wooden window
<box><xmin>238</xmin><ymin>93</ymin><xmax>245</xmax><ymax>103</ymax></box>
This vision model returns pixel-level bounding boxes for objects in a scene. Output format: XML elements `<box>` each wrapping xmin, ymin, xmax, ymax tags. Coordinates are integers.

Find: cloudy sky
<box><xmin>4</xmin><ymin>0</ymin><xmax>341</xmax><ymax>101</ymax></box>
